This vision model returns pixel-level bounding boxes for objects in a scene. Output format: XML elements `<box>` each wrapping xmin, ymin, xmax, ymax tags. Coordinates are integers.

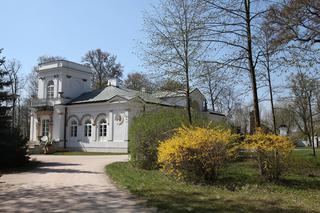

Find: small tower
<box><xmin>35</xmin><ymin>60</ymin><xmax>92</xmax><ymax>105</ymax></box>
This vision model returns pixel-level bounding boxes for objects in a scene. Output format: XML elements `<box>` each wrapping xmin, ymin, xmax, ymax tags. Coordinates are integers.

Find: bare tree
<box><xmin>3</xmin><ymin>59</ymin><xmax>24</xmax><ymax>128</ymax></box>
<box><xmin>82</xmin><ymin>49</ymin><xmax>123</xmax><ymax>89</ymax></box>
<box><xmin>142</xmin><ymin>0</ymin><xmax>210</xmax><ymax>124</ymax></box>
<box><xmin>256</xmin><ymin>22</ymin><xmax>283</xmax><ymax>134</ymax></box>
<box><xmin>205</xmin><ymin>0</ymin><xmax>270</xmax><ymax>129</ymax></box>
<box><xmin>124</xmin><ymin>72</ymin><xmax>153</xmax><ymax>92</ymax></box>
<box><xmin>198</xmin><ymin>62</ymin><xmax>232</xmax><ymax>112</ymax></box>
<box><xmin>267</xmin><ymin>0</ymin><xmax>320</xmax><ymax>46</ymax></box>
<box><xmin>157</xmin><ymin>79</ymin><xmax>185</xmax><ymax>92</ymax></box>
<box><xmin>290</xmin><ymin>72</ymin><xmax>318</xmax><ymax>156</ymax></box>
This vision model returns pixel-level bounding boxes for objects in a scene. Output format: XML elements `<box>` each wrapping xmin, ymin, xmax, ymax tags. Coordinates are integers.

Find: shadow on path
<box><xmin>0</xmin><ymin>184</ymin><xmax>153</xmax><ymax>213</ymax></box>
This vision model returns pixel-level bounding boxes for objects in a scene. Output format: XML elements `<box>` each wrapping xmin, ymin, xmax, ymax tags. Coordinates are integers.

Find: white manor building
<box><xmin>29</xmin><ymin>60</ymin><xmax>224</xmax><ymax>153</ymax></box>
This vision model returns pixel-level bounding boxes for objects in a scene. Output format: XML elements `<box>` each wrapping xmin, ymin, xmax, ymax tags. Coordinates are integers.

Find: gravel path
<box><xmin>0</xmin><ymin>155</ymin><xmax>154</xmax><ymax>213</ymax></box>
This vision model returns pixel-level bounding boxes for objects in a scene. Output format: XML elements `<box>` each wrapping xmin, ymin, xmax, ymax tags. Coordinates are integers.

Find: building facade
<box><xmin>29</xmin><ymin>60</ymin><xmax>224</xmax><ymax>153</ymax></box>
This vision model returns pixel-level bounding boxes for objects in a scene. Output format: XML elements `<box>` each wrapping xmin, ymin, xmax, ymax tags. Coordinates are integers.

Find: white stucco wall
<box><xmin>63</xmin><ymin>102</ymin><xmax>134</xmax><ymax>153</ymax></box>
<box><xmin>37</xmin><ymin>67</ymin><xmax>91</xmax><ymax>101</ymax></box>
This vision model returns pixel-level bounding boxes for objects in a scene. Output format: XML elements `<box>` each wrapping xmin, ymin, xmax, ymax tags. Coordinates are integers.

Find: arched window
<box><xmin>47</xmin><ymin>80</ymin><xmax>54</xmax><ymax>99</ymax></box>
<box><xmin>84</xmin><ymin>120</ymin><xmax>92</xmax><ymax>137</ymax></box>
<box><xmin>99</xmin><ymin>119</ymin><xmax>107</xmax><ymax>137</ymax></box>
<box><xmin>70</xmin><ymin>120</ymin><xmax>77</xmax><ymax>137</ymax></box>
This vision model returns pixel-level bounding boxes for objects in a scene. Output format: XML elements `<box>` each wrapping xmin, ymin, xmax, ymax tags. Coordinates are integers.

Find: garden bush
<box><xmin>129</xmin><ymin>108</ymin><xmax>212</xmax><ymax>170</ymax></box>
<box><xmin>158</xmin><ymin>126</ymin><xmax>240</xmax><ymax>183</ymax></box>
<box><xmin>243</xmin><ymin>129</ymin><xmax>295</xmax><ymax>181</ymax></box>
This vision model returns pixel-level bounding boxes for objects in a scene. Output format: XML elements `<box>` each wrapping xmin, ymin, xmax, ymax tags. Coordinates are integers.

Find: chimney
<box><xmin>108</xmin><ymin>78</ymin><xmax>120</xmax><ymax>87</ymax></box>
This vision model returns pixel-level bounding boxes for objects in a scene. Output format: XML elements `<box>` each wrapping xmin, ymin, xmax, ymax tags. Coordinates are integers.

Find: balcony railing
<box><xmin>31</xmin><ymin>98</ymin><xmax>61</xmax><ymax>107</ymax></box>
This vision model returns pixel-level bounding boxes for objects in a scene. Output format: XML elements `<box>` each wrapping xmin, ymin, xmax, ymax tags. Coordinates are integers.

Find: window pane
<box><xmin>47</xmin><ymin>81</ymin><xmax>54</xmax><ymax>99</ymax></box>
<box><xmin>42</xmin><ymin>119</ymin><xmax>49</xmax><ymax>136</ymax></box>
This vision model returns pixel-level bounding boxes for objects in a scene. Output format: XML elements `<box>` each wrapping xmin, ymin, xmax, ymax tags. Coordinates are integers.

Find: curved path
<box><xmin>0</xmin><ymin>155</ymin><xmax>154</xmax><ymax>212</ymax></box>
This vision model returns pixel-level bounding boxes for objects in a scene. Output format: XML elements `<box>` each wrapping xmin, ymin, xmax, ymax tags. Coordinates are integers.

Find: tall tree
<box><xmin>0</xmin><ymin>49</ymin><xmax>12</xmax><ymax>128</ymax></box>
<box><xmin>3</xmin><ymin>59</ymin><xmax>24</xmax><ymax>128</ymax></box>
<box><xmin>142</xmin><ymin>0</ymin><xmax>210</xmax><ymax>124</ymax></box>
<box><xmin>290</xmin><ymin>72</ymin><xmax>318</xmax><ymax>156</ymax></box>
<box><xmin>0</xmin><ymin>49</ymin><xmax>28</xmax><ymax>168</ymax></box>
<box><xmin>205</xmin><ymin>0</ymin><xmax>269</xmax><ymax>129</ymax></box>
<box><xmin>256</xmin><ymin>22</ymin><xmax>282</xmax><ymax>134</ymax></box>
<box><xmin>198</xmin><ymin>62</ymin><xmax>231</xmax><ymax>112</ymax></box>
<box><xmin>82</xmin><ymin>49</ymin><xmax>123</xmax><ymax>89</ymax></box>
<box><xmin>124</xmin><ymin>72</ymin><xmax>153</xmax><ymax>92</ymax></box>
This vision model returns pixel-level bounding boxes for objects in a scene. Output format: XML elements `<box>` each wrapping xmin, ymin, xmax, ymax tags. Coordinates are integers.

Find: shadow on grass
<box><xmin>107</xmin><ymin>162</ymin><xmax>320</xmax><ymax>213</ymax></box>
<box><xmin>278</xmin><ymin>177</ymin><xmax>320</xmax><ymax>190</ymax></box>
<box><xmin>135</xmin><ymin>188</ymin><xmax>316</xmax><ymax>213</ymax></box>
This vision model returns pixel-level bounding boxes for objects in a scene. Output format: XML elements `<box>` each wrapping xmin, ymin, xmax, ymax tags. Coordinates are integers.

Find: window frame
<box><xmin>47</xmin><ymin>80</ymin><xmax>55</xmax><ymax>99</ymax></box>
<box><xmin>84</xmin><ymin>120</ymin><xmax>92</xmax><ymax>137</ymax></box>
<box><xmin>99</xmin><ymin>119</ymin><xmax>107</xmax><ymax>138</ymax></box>
<box><xmin>70</xmin><ymin>120</ymin><xmax>78</xmax><ymax>137</ymax></box>
<box><xmin>42</xmin><ymin>119</ymin><xmax>50</xmax><ymax>137</ymax></box>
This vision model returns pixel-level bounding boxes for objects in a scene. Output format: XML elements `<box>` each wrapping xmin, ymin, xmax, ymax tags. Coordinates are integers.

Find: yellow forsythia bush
<box><xmin>244</xmin><ymin>129</ymin><xmax>295</xmax><ymax>181</ymax></box>
<box><xmin>158</xmin><ymin>126</ymin><xmax>240</xmax><ymax>183</ymax></box>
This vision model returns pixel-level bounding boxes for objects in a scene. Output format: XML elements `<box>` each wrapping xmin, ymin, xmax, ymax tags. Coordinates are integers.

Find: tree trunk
<box><xmin>308</xmin><ymin>95</ymin><xmax>316</xmax><ymax>157</ymax></box>
<box><xmin>208</xmin><ymin>79</ymin><xmax>215</xmax><ymax>111</ymax></box>
<box><xmin>185</xmin><ymin>65</ymin><xmax>192</xmax><ymax>125</ymax></box>
<box><xmin>266</xmin><ymin>53</ymin><xmax>277</xmax><ymax>134</ymax></box>
<box><xmin>245</xmin><ymin>0</ymin><xmax>260</xmax><ymax>129</ymax></box>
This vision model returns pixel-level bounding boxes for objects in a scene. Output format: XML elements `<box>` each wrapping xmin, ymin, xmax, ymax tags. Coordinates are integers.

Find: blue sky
<box><xmin>1</xmin><ymin>0</ymin><xmax>155</xmax><ymax>77</ymax></box>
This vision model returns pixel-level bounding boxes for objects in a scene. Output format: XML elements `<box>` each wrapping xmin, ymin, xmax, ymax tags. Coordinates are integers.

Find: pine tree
<box><xmin>0</xmin><ymin>49</ymin><xmax>28</xmax><ymax>168</ymax></box>
<box><xmin>0</xmin><ymin>49</ymin><xmax>12</xmax><ymax>128</ymax></box>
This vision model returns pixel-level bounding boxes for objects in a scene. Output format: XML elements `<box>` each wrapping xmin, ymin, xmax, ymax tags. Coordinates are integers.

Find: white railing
<box><xmin>31</xmin><ymin>98</ymin><xmax>61</xmax><ymax>107</ymax></box>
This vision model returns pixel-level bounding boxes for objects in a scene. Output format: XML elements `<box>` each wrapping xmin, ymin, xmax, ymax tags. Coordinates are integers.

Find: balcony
<box><xmin>31</xmin><ymin>98</ymin><xmax>62</xmax><ymax>108</ymax></box>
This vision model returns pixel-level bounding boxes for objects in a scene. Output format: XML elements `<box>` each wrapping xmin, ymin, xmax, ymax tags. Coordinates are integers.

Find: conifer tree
<box><xmin>0</xmin><ymin>49</ymin><xmax>28</xmax><ymax>168</ymax></box>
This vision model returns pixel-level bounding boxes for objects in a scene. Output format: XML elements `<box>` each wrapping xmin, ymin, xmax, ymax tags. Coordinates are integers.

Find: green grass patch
<box><xmin>52</xmin><ymin>151</ymin><xmax>126</xmax><ymax>155</ymax></box>
<box><xmin>106</xmin><ymin>150</ymin><xmax>320</xmax><ymax>213</ymax></box>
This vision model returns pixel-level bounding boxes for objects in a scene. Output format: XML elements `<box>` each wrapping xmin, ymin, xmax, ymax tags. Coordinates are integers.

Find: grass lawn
<box><xmin>52</xmin><ymin>151</ymin><xmax>126</xmax><ymax>155</ymax></box>
<box><xmin>106</xmin><ymin>149</ymin><xmax>320</xmax><ymax>213</ymax></box>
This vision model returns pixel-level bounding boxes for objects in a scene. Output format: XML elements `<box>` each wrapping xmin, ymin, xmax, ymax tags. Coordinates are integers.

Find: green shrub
<box><xmin>158</xmin><ymin>126</ymin><xmax>240</xmax><ymax>183</ymax></box>
<box><xmin>0</xmin><ymin>128</ymin><xmax>29</xmax><ymax>168</ymax></box>
<box><xmin>129</xmin><ymin>108</ymin><xmax>211</xmax><ymax>170</ymax></box>
<box><xmin>243</xmin><ymin>129</ymin><xmax>295</xmax><ymax>181</ymax></box>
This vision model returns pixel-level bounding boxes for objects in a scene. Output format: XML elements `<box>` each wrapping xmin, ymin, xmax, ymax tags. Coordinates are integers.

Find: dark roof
<box><xmin>68</xmin><ymin>86</ymin><xmax>172</xmax><ymax>106</ymax></box>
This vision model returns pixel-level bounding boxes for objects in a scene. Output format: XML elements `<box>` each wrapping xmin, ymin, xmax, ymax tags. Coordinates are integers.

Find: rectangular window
<box><xmin>99</xmin><ymin>125</ymin><xmax>107</xmax><ymax>137</ymax></box>
<box><xmin>103</xmin><ymin>125</ymin><xmax>107</xmax><ymax>136</ymax></box>
<box><xmin>42</xmin><ymin>119</ymin><xmax>49</xmax><ymax>136</ymax></box>
<box><xmin>84</xmin><ymin>125</ymin><xmax>92</xmax><ymax>137</ymax></box>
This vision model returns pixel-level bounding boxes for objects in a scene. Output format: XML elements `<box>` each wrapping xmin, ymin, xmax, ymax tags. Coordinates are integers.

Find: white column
<box><xmin>108</xmin><ymin>111</ymin><xmax>113</xmax><ymax>141</ymax></box>
<box><xmin>30</xmin><ymin>113</ymin><xmax>34</xmax><ymax>141</ymax></box>
<box><xmin>78</xmin><ymin>125</ymin><xmax>82</xmax><ymax>141</ymax></box>
<box><xmin>124</xmin><ymin>110</ymin><xmax>129</xmax><ymax>141</ymax></box>
<box><xmin>92</xmin><ymin>124</ymin><xmax>97</xmax><ymax>142</ymax></box>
